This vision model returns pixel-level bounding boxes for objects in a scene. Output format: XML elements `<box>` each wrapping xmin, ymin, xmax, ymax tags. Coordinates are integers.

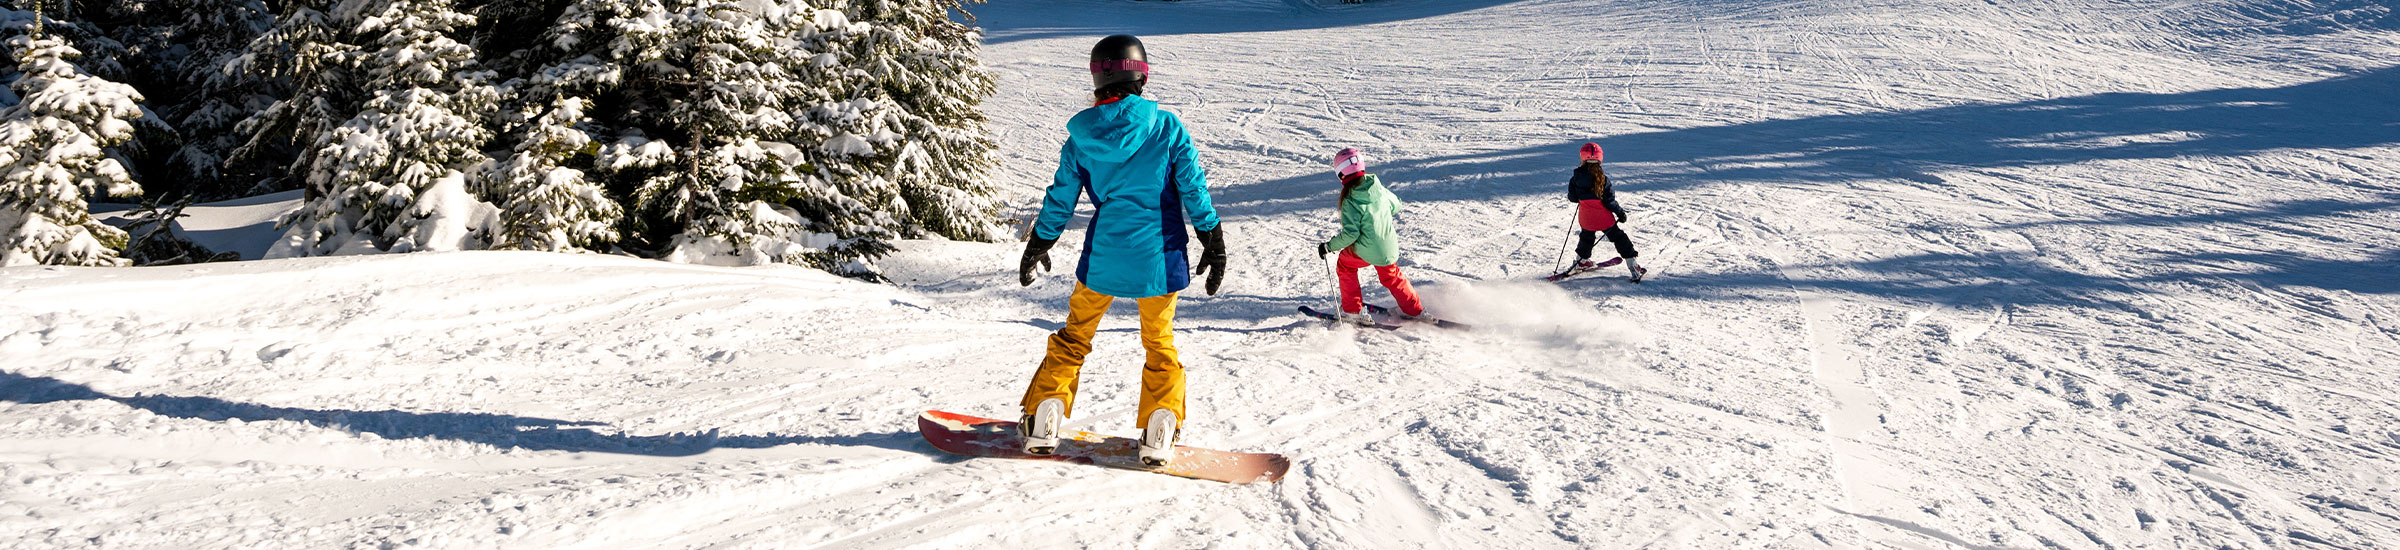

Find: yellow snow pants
<box><xmin>1020</xmin><ymin>283</ymin><xmax>1184</xmax><ymax>429</ymax></box>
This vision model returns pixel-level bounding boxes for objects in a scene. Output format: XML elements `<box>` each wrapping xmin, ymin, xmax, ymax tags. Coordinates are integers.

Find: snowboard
<box><xmin>1296</xmin><ymin>305</ymin><xmax>1402</xmax><ymax>330</ymax></box>
<box><xmin>1361</xmin><ymin>304</ymin><xmax>1474</xmax><ymax>330</ymax></box>
<box><xmin>917</xmin><ymin>410</ymin><xmax>1290</xmax><ymax>484</ymax></box>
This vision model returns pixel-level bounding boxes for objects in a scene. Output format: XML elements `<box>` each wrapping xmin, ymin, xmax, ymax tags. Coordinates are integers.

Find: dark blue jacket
<box><xmin>1567</xmin><ymin>165</ymin><xmax>1624</xmax><ymax>215</ymax></box>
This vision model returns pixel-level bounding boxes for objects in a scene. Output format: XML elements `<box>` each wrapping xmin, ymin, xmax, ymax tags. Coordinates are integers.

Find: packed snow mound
<box><xmin>91</xmin><ymin>190</ymin><xmax>302</xmax><ymax>261</ymax></box>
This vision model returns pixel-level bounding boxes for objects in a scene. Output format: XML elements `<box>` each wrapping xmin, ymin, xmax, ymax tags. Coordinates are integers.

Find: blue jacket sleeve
<box><xmin>1034</xmin><ymin>140</ymin><xmax>1084</xmax><ymax>240</ymax></box>
<box><xmin>1165</xmin><ymin>114</ymin><xmax>1221</xmax><ymax>232</ymax></box>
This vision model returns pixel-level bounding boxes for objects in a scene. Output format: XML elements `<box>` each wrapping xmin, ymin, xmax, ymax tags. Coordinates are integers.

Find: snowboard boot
<box><xmin>1020</xmin><ymin>398</ymin><xmax>1064</xmax><ymax>455</ymax></box>
<box><xmin>1138</xmin><ymin>409</ymin><xmax>1178</xmax><ymax>468</ymax></box>
<box><xmin>1627</xmin><ymin>258</ymin><xmax>1647</xmax><ymax>283</ymax></box>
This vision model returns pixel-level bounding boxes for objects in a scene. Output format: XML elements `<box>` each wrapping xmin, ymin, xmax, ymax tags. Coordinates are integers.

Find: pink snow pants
<box><xmin>1337</xmin><ymin>249</ymin><xmax>1424</xmax><ymax>316</ymax></box>
<box><xmin>1577</xmin><ymin>200</ymin><xmax>1618</xmax><ymax>231</ymax></box>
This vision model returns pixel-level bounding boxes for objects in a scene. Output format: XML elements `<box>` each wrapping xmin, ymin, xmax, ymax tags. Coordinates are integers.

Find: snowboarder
<box><xmin>1566</xmin><ymin>142</ymin><xmax>1646</xmax><ymax>282</ymax></box>
<box><xmin>1015</xmin><ymin>34</ymin><xmax>1227</xmax><ymax>468</ymax></box>
<box><xmin>1316</xmin><ymin>148</ymin><xmax>1433</xmax><ymax>326</ymax></box>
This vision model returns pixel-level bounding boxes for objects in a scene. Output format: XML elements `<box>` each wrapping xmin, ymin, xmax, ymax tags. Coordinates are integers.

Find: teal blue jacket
<box><xmin>1033</xmin><ymin>95</ymin><xmax>1223</xmax><ymax>298</ymax></box>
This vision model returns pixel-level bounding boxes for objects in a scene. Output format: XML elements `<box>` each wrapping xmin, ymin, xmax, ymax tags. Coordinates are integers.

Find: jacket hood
<box><xmin>1067</xmin><ymin>96</ymin><xmax>1162</xmax><ymax>164</ymax></box>
<box><xmin>1343</xmin><ymin>174</ymin><xmax>1384</xmax><ymax>205</ymax></box>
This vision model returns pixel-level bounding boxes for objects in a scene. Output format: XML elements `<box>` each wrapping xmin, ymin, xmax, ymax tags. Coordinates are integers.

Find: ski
<box><xmin>1296</xmin><ymin>306</ymin><xmax>1401</xmax><ymax>330</ymax></box>
<box><xmin>1547</xmin><ymin>258</ymin><xmax>1649</xmax><ymax>283</ymax></box>
<box><xmin>1361</xmin><ymin>304</ymin><xmax>1473</xmax><ymax>330</ymax></box>
<box><xmin>918</xmin><ymin>411</ymin><xmax>1289</xmax><ymax>484</ymax></box>
<box><xmin>1543</xmin><ymin>265</ymin><xmax>1602</xmax><ymax>282</ymax></box>
<box><xmin>1544</xmin><ymin>257</ymin><xmax>1619</xmax><ymax>282</ymax></box>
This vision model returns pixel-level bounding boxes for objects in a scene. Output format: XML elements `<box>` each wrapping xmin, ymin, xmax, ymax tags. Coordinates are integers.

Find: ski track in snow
<box><xmin>7</xmin><ymin>0</ymin><xmax>2400</xmax><ymax>548</ymax></box>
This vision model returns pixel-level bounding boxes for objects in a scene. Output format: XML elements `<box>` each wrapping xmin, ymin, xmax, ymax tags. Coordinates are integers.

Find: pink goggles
<box><xmin>1090</xmin><ymin>60</ymin><xmax>1150</xmax><ymax>73</ymax></box>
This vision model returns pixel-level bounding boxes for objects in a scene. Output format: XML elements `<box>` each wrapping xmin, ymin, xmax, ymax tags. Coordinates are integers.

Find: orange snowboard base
<box><xmin>917</xmin><ymin>410</ymin><xmax>1289</xmax><ymax>484</ymax></box>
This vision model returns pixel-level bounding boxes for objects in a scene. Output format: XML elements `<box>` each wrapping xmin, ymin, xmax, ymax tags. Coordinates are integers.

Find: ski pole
<box><xmin>1325</xmin><ymin>244</ymin><xmax>1342</xmax><ymax>312</ymax></box>
<box><xmin>1551</xmin><ymin>206</ymin><xmax>1577</xmax><ymax>275</ymax></box>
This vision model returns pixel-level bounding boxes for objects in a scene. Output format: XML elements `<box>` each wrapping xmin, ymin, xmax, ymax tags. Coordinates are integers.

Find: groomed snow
<box><xmin>6</xmin><ymin>0</ymin><xmax>2399</xmax><ymax>548</ymax></box>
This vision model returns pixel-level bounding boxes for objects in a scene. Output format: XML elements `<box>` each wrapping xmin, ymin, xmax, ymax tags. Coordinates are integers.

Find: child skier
<box><xmin>1014</xmin><ymin>34</ymin><xmax>1228</xmax><ymax>468</ymax></box>
<box><xmin>1566</xmin><ymin>142</ymin><xmax>1646</xmax><ymax>282</ymax></box>
<box><xmin>1317</xmin><ymin>148</ymin><xmax>1431</xmax><ymax>326</ymax></box>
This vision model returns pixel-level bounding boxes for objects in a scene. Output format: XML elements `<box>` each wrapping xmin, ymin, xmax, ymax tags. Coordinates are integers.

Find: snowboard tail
<box><xmin>917</xmin><ymin>410</ymin><xmax>1289</xmax><ymax>484</ymax></box>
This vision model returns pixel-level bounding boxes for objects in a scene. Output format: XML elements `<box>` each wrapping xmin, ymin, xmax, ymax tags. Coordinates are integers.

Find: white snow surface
<box><xmin>8</xmin><ymin>0</ymin><xmax>2400</xmax><ymax>548</ymax></box>
<box><xmin>91</xmin><ymin>190</ymin><xmax>304</xmax><ymax>261</ymax></box>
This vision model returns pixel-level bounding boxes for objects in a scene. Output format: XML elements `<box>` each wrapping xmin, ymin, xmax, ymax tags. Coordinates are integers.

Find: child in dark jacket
<box><xmin>1567</xmin><ymin>142</ymin><xmax>1646</xmax><ymax>282</ymax></box>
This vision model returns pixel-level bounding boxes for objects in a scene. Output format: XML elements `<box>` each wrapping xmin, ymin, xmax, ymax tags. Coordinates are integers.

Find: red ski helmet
<box><xmin>1579</xmin><ymin>142</ymin><xmax>1604</xmax><ymax>163</ymax></box>
<box><xmin>1330</xmin><ymin>148</ymin><xmax>1366</xmax><ymax>179</ymax></box>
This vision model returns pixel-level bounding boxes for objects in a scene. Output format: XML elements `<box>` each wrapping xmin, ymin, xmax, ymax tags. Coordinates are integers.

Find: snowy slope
<box><xmin>7</xmin><ymin>0</ymin><xmax>2400</xmax><ymax>548</ymax></box>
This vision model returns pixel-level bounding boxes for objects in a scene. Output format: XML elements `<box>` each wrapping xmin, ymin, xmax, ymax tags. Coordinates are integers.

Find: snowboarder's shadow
<box><xmin>0</xmin><ymin>370</ymin><xmax>937</xmax><ymax>458</ymax></box>
<box><xmin>1013</xmin><ymin>293</ymin><xmax>1324</xmax><ymax>333</ymax></box>
<box><xmin>1014</xmin><ymin>317</ymin><xmax>1318</xmax><ymax>335</ymax></box>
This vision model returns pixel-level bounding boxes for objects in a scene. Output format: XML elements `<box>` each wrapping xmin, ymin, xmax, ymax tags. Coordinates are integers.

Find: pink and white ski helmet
<box><xmin>1579</xmin><ymin>142</ymin><xmax>1604</xmax><ymax>163</ymax></box>
<box><xmin>1331</xmin><ymin>148</ymin><xmax>1366</xmax><ymax>179</ymax></box>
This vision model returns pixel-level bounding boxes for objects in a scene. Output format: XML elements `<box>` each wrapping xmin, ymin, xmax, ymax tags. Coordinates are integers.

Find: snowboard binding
<box><xmin>1138</xmin><ymin>409</ymin><xmax>1178</xmax><ymax>468</ymax></box>
<box><xmin>1021</xmin><ymin>398</ymin><xmax>1064</xmax><ymax>455</ymax></box>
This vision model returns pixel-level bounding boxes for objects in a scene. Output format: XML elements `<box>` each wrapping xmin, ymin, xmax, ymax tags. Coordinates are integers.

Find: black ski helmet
<box><xmin>1089</xmin><ymin>34</ymin><xmax>1148</xmax><ymax>91</ymax></box>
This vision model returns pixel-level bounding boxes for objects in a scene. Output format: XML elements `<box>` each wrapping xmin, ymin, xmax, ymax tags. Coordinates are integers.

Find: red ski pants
<box><xmin>1337</xmin><ymin>249</ymin><xmax>1424</xmax><ymax>316</ymax></box>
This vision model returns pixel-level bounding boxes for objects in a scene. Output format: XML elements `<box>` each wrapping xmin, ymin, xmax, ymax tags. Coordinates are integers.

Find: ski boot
<box><xmin>1627</xmin><ymin>258</ymin><xmax>1647</xmax><ymax>283</ymax></box>
<box><xmin>1020</xmin><ymin>398</ymin><xmax>1064</xmax><ymax>455</ymax></box>
<box><xmin>1139</xmin><ymin>409</ymin><xmax>1178</xmax><ymax>468</ymax></box>
<box><xmin>1337</xmin><ymin>311</ymin><xmax>1378</xmax><ymax>327</ymax></box>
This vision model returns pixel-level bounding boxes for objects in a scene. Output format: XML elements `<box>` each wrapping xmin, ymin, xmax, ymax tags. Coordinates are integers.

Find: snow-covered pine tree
<box><xmin>770</xmin><ymin>1</ymin><xmax>901</xmax><ymax>264</ymax></box>
<box><xmin>89</xmin><ymin>0</ymin><xmax>278</xmax><ymax>199</ymax></box>
<box><xmin>0</xmin><ymin>34</ymin><xmax>146</xmax><ymax>266</ymax></box>
<box><xmin>596</xmin><ymin>0</ymin><xmax>869</xmax><ymax>267</ymax></box>
<box><xmin>480</xmin><ymin>94</ymin><xmax>622</xmax><ymax>251</ymax></box>
<box><xmin>837</xmin><ymin>0</ymin><xmax>1000</xmax><ymax>243</ymax></box>
<box><xmin>273</xmin><ymin>0</ymin><xmax>501</xmax><ymax>256</ymax></box>
<box><xmin>467</xmin><ymin>0</ymin><xmax>635</xmax><ymax>253</ymax></box>
<box><xmin>228</xmin><ymin>0</ymin><xmax>356</xmax><ymax>198</ymax></box>
<box><xmin>0</xmin><ymin>5</ymin><xmax>131</xmax><ymax>82</ymax></box>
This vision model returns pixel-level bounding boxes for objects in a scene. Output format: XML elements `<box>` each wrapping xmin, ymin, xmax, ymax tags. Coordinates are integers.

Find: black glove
<box><xmin>1615</xmin><ymin>211</ymin><xmax>1627</xmax><ymax>224</ymax></box>
<box><xmin>1018</xmin><ymin>236</ymin><xmax>1055</xmax><ymax>286</ymax></box>
<box><xmin>1316</xmin><ymin>242</ymin><xmax>1330</xmax><ymax>259</ymax></box>
<box><xmin>1193</xmin><ymin>227</ymin><xmax>1227</xmax><ymax>296</ymax></box>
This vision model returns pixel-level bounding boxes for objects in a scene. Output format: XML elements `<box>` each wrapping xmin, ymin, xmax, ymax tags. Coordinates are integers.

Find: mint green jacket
<box><xmin>1323</xmin><ymin>174</ymin><xmax>1402</xmax><ymax>266</ymax></box>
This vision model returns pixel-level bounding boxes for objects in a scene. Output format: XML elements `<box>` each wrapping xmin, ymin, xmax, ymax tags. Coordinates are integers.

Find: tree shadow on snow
<box><xmin>968</xmin><ymin>0</ymin><xmax>1529</xmax><ymax>45</ymax></box>
<box><xmin>1220</xmin><ymin>66</ymin><xmax>2400</xmax><ymax>219</ymax></box>
<box><xmin>1540</xmin><ymin>187</ymin><xmax>2400</xmax><ymax>310</ymax></box>
<box><xmin>1637</xmin><ymin>233</ymin><xmax>2399</xmax><ymax>311</ymax></box>
<box><xmin>1220</xmin><ymin>67</ymin><xmax>2400</xmax><ymax>307</ymax></box>
<box><xmin>0</xmin><ymin>371</ymin><xmax>936</xmax><ymax>458</ymax></box>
